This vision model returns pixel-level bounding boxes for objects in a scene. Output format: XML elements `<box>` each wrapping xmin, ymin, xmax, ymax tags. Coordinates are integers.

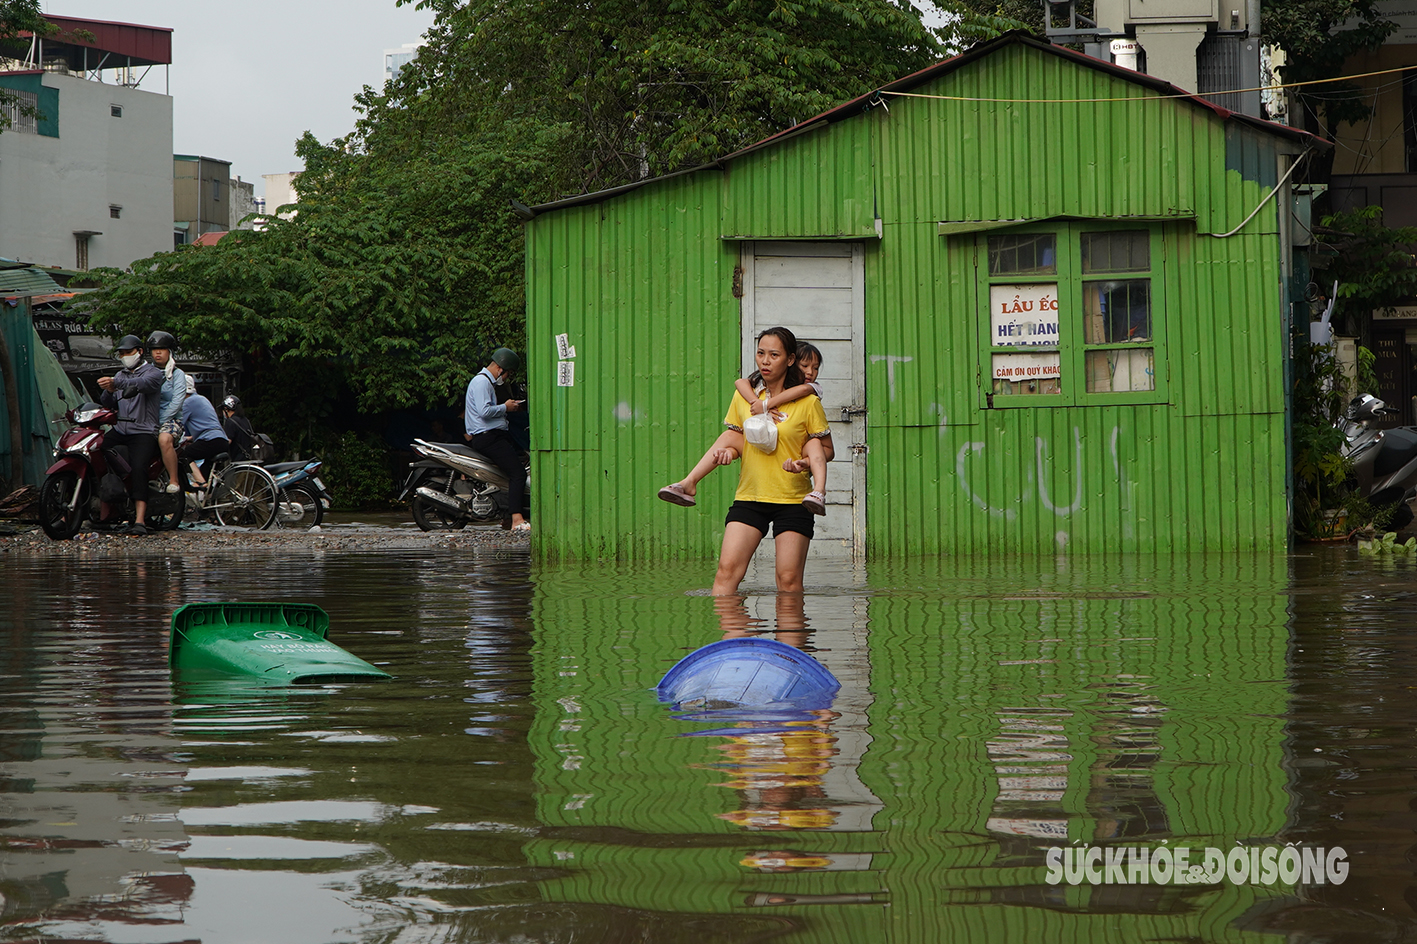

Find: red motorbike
<box><xmin>38</xmin><ymin>403</ymin><xmax>184</xmax><ymax>539</ymax></box>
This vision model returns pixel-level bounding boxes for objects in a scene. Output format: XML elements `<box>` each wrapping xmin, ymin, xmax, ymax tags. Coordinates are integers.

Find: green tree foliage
<box><xmin>1318</xmin><ymin>206</ymin><xmax>1417</xmax><ymax>333</ymax></box>
<box><xmin>81</xmin><ymin>0</ymin><xmax>1007</xmax><ymax>439</ymax></box>
<box><xmin>1264</xmin><ymin>0</ymin><xmax>1395</xmax><ymax>156</ymax></box>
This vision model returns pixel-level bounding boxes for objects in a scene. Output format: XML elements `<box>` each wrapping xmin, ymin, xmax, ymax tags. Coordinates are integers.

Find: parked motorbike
<box><xmin>399</xmin><ymin>438</ymin><xmax>530</xmax><ymax>530</ymax></box>
<box><xmin>38</xmin><ymin>403</ymin><xmax>184</xmax><ymax>539</ymax></box>
<box><xmin>265</xmin><ymin>457</ymin><xmax>329</xmax><ymax>528</ymax></box>
<box><xmin>1338</xmin><ymin>394</ymin><xmax>1417</xmax><ymax>530</ymax></box>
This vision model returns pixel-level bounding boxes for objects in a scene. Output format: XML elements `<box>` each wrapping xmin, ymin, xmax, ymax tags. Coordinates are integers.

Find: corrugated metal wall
<box><xmin>527</xmin><ymin>174</ymin><xmax>743</xmax><ymax>561</ymax></box>
<box><xmin>721</xmin><ymin>119</ymin><xmax>877</xmax><ymax>239</ymax></box>
<box><xmin>527</xmin><ymin>40</ymin><xmax>1296</xmax><ymax>558</ymax></box>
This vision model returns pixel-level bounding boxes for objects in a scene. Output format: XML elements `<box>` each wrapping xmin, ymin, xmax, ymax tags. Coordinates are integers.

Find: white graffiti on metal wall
<box><xmin>957</xmin><ymin>426</ymin><xmax>1125</xmax><ymax>528</ymax></box>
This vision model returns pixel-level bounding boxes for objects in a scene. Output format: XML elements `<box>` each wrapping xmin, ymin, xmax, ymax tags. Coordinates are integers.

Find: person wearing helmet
<box><xmin>147</xmin><ymin>330</ymin><xmax>188</xmax><ymax>496</ymax></box>
<box><xmin>464</xmin><ymin>347</ymin><xmax>528</xmax><ymax>530</ymax></box>
<box><xmin>95</xmin><ymin>334</ymin><xmax>164</xmax><ymax>534</ymax></box>
<box><xmin>219</xmin><ymin>394</ymin><xmax>256</xmax><ymax>461</ymax></box>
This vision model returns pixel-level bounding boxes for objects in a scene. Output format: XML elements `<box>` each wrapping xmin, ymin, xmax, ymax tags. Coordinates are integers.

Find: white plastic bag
<box><xmin>743</xmin><ymin>412</ymin><xmax>778</xmax><ymax>454</ymax></box>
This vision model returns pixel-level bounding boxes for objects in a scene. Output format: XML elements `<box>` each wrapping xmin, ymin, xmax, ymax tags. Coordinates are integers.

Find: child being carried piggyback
<box><xmin>659</xmin><ymin>341</ymin><xmax>834</xmax><ymax>515</ymax></box>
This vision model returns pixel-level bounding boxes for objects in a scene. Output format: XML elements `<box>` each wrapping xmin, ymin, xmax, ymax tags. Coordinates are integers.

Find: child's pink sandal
<box><xmin>802</xmin><ymin>491</ymin><xmax>826</xmax><ymax>515</ymax></box>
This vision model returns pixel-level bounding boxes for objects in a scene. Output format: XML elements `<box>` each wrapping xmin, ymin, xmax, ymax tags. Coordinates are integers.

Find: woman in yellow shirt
<box><xmin>712</xmin><ymin>327</ymin><xmax>830</xmax><ymax>595</ymax></box>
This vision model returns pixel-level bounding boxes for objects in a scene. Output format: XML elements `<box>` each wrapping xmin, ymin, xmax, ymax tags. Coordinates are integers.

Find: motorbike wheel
<box><xmin>212</xmin><ymin>465</ymin><xmax>279</xmax><ymax>530</ymax></box>
<box><xmin>38</xmin><ymin>471</ymin><xmax>85</xmax><ymax>540</ymax></box>
<box><xmin>145</xmin><ymin>469</ymin><xmax>185</xmax><ymax>532</ymax></box>
<box><xmin>279</xmin><ymin>484</ymin><xmax>324</xmax><ymax>529</ymax></box>
<box><xmin>411</xmin><ymin>488</ymin><xmax>468</xmax><ymax>531</ymax></box>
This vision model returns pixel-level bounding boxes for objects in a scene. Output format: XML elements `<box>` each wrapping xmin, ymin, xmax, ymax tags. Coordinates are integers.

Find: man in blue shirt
<box><xmin>464</xmin><ymin>347</ymin><xmax>528</xmax><ymax>531</ymax></box>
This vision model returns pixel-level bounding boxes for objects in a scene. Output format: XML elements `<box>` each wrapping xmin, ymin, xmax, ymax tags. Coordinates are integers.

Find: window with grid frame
<box><xmin>2</xmin><ymin>89</ymin><xmax>38</xmax><ymax>134</ymax></box>
<box><xmin>979</xmin><ymin>223</ymin><xmax>1166</xmax><ymax>406</ymax></box>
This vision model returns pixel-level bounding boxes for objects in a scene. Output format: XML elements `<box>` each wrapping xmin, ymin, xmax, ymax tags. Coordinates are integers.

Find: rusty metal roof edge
<box><xmin>528</xmin><ymin>31</ymin><xmax>1326</xmax><ymax>218</ymax></box>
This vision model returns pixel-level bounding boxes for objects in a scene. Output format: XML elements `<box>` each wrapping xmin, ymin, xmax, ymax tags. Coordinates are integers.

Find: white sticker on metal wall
<box><xmin>555</xmin><ymin>333</ymin><xmax>577</xmax><ymax>359</ymax></box>
<box><xmin>557</xmin><ymin>361</ymin><xmax>575</xmax><ymax>387</ymax></box>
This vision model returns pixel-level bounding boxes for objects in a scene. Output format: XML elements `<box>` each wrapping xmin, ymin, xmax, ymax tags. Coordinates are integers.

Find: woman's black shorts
<box><xmin>725</xmin><ymin>500</ymin><xmax>815</xmax><ymax>539</ymax></box>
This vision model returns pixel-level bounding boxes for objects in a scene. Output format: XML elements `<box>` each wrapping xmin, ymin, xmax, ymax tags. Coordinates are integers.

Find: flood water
<box><xmin>2</xmin><ymin>544</ymin><xmax>1417</xmax><ymax>943</ymax></box>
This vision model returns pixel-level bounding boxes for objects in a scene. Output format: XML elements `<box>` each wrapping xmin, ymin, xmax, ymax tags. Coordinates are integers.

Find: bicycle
<box><xmin>186</xmin><ymin>455</ymin><xmax>281</xmax><ymax>530</ymax></box>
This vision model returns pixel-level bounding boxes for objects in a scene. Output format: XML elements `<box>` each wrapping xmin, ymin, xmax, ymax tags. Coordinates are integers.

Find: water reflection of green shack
<box><xmin>525</xmin><ymin>556</ymin><xmax>1294</xmax><ymax>941</ymax></box>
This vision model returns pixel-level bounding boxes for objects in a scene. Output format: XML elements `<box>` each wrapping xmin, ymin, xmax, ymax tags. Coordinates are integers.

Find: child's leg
<box><xmin>676</xmin><ymin>430</ymin><xmax>744</xmax><ymax>496</ymax></box>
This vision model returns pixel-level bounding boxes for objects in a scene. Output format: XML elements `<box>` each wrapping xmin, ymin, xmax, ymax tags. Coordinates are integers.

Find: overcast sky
<box><xmin>47</xmin><ymin>0</ymin><xmax>436</xmax><ymax>198</ymax></box>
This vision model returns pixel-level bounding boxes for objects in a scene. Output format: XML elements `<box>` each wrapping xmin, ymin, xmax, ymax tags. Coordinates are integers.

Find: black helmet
<box><xmin>491</xmin><ymin>347</ymin><xmax>521</xmax><ymax>372</ymax></box>
<box><xmin>1348</xmin><ymin>394</ymin><xmax>1388</xmax><ymax>422</ymax></box>
<box><xmin>146</xmin><ymin>330</ymin><xmax>177</xmax><ymax>351</ymax></box>
<box><xmin>222</xmin><ymin>394</ymin><xmax>241</xmax><ymax>411</ymax></box>
<box><xmin>115</xmin><ymin>334</ymin><xmax>143</xmax><ymax>353</ymax></box>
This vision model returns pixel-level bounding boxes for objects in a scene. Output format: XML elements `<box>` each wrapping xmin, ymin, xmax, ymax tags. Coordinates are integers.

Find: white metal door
<box><xmin>740</xmin><ymin>241</ymin><xmax>866</xmax><ymax>556</ymax></box>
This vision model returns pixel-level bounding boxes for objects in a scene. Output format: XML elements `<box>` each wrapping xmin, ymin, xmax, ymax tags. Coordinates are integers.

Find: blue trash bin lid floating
<box><xmin>657</xmin><ymin>638</ymin><xmax>840</xmax><ymax>710</ymax></box>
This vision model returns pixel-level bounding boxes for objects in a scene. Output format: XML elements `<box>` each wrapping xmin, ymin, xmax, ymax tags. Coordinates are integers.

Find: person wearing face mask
<box><xmin>463</xmin><ymin>347</ymin><xmax>528</xmax><ymax>531</ymax></box>
<box><xmin>95</xmin><ymin>334</ymin><xmax>165</xmax><ymax>534</ymax></box>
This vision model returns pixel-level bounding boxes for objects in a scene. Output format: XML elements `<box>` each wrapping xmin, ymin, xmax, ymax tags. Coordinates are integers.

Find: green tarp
<box><xmin>0</xmin><ymin>299</ymin><xmax>86</xmax><ymax>489</ymax></box>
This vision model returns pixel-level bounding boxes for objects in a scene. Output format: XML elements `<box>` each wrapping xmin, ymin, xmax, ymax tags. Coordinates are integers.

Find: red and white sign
<box><xmin>991</xmin><ymin>284</ymin><xmax>1060</xmax><ymax>348</ymax></box>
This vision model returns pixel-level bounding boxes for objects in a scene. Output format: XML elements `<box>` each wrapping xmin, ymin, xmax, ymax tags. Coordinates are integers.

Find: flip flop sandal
<box><xmin>802</xmin><ymin>491</ymin><xmax>826</xmax><ymax>516</ymax></box>
<box><xmin>658</xmin><ymin>483</ymin><xmax>696</xmax><ymax>507</ymax></box>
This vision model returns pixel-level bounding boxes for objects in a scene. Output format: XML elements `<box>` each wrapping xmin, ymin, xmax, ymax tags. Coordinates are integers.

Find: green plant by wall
<box><xmin>1317</xmin><ymin>207</ymin><xmax>1417</xmax><ymax>338</ymax></box>
<box><xmin>321</xmin><ymin>432</ymin><xmax>396</xmax><ymax>511</ymax></box>
<box><xmin>1291</xmin><ymin>339</ymin><xmax>1397</xmax><ymax>539</ymax></box>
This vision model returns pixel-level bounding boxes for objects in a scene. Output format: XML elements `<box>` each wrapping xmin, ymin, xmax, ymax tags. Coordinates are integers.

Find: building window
<box><xmin>2</xmin><ymin>89</ymin><xmax>39</xmax><ymax>134</ymax></box>
<box><xmin>981</xmin><ymin>223</ymin><xmax>1166</xmax><ymax>405</ymax></box>
<box><xmin>109</xmin><ymin>205</ymin><xmax>121</xmax><ymax>219</ymax></box>
<box><xmin>212</xmin><ymin>177</ymin><xmax>221</xmax><ymax>200</ymax></box>
<box><xmin>110</xmin><ymin>103</ymin><xmax>122</xmax><ymax>117</ymax></box>
<box><xmin>75</xmin><ymin>235</ymin><xmax>90</xmax><ymax>270</ymax></box>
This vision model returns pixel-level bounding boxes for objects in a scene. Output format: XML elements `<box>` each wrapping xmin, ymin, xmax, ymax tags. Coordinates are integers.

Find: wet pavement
<box><xmin>2</xmin><ymin>541</ymin><xmax>1417</xmax><ymax>942</ymax></box>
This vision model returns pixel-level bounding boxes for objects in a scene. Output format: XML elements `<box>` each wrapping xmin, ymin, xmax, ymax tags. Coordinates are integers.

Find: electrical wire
<box><xmin>1207</xmin><ymin>150</ymin><xmax>1312</xmax><ymax>238</ymax></box>
<box><xmin>880</xmin><ymin>65</ymin><xmax>1417</xmax><ymax>106</ymax></box>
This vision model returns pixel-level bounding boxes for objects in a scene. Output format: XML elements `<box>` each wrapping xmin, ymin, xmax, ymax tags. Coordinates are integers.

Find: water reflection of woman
<box><xmin>715</xmin><ymin>593</ymin><xmax>810</xmax><ymax>650</ymax></box>
<box><xmin>712</xmin><ymin>327</ymin><xmax>831</xmax><ymax>596</ymax></box>
<box><xmin>705</xmin><ymin>713</ymin><xmax>841</xmax><ymax>831</ymax></box>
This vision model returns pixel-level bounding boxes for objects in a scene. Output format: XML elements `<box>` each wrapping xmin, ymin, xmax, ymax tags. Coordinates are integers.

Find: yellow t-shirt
<box><xmin>723</xmin><ymin>391</ymin><xmax>830</xmax><ymax>504</ymax></box>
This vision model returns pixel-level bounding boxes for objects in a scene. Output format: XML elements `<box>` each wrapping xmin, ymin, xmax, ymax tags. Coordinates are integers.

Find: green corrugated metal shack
<box><xmin>524</xmin><ymin>32</ymin><xmax>1323</xmax><ymax>559</ymax></box>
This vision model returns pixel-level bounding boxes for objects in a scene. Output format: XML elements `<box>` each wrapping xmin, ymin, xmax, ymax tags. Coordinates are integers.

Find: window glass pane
<box><xmin>988</xmin><ymin>234</ymin><xmax>1057</xmax><ymax>276</ymax></box>
<box><xmin>1083</xmin><ymin>279</ymin><xmax>1151</xmax><ymax>344</ymax></box>
<box><xmin>1086</xmin><ymin>348</ymin><xmax>1155</xmax><ymax>392</ymax></box>
<box><xmin>1081</xmin><ymin>231</ymin><xmax>1149</xmax><ymax>273</ymax></box>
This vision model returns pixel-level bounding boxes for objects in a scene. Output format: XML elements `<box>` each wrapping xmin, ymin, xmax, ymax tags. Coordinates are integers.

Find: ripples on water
<box><xmin>1</xmin><ymin>546</ymin><xmax>1416</xmax><ymax>942</ymax></box>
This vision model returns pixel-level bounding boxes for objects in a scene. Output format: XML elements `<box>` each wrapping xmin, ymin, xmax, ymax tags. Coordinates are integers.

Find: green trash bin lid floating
<box><xmin>170</xmin><ymin>602</ymin><xmax>392</xmax><ymax>683</ymax></box>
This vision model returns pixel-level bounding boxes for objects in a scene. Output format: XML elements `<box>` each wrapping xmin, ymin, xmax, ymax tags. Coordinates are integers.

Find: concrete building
<box><xmin>384</xmin><ymin>42</ymin><xmax>421</xmax><ymax>85</ymax></box>
<box><xmin>0</xmin><ymin>16</ymin><xmax>174</xmax><ymax>271</ymax></box>
<box><xmin>230</xmin><ymin>175</ymin><xmax>257</xmax><ymax>229</ymax></box>
<box><xmin>262</xmin><ymin>171</ymin><xmax>299</xmax><ymax>218</ymax></box>
<box><xmin>173</xmin><ymin>154</ymin><xmax>230</xmax><ymax>242</ymax></box>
